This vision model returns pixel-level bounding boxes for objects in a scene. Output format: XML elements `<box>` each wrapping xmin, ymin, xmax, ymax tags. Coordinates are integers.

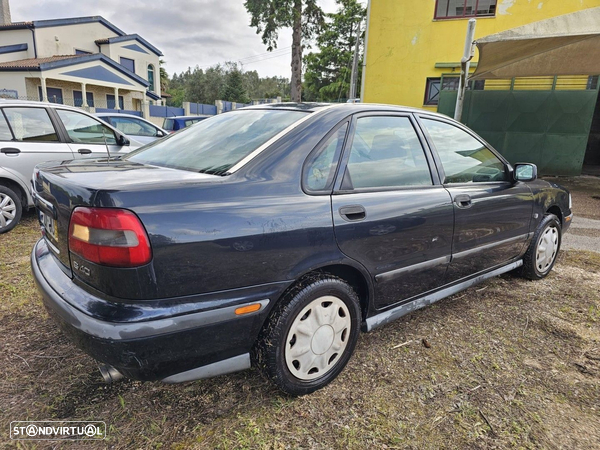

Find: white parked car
<box><xmin>96</xmin><ymin>112</ymin><xmax>168</xmax><ymax>145</ymax></box>
<box><xmin>0</xmin><ymin>100</ymin><xmax>142</xmax><ymax>233</ymax></box>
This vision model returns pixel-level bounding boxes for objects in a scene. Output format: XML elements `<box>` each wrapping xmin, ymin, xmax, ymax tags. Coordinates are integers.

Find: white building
<box><xmin>0</xmin><ymin>0</ymin><xmax>163</xmax><ymax>112</ymax></box>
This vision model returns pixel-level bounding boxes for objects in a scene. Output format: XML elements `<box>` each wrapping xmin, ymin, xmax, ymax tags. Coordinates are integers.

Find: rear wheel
<box><xmin>0</xmin><ymin>185</ymin><xmax>22</xmax><ymax>234</ymax></box>
<box><xmin>254</xmin><ymin>277</ymin><xmax>361</xmax><ymax>396</ymax></box>
<box><xmin>521</xmin><ymin>213</ymin><xmax>561</xmax><ymax>280</ymax></box>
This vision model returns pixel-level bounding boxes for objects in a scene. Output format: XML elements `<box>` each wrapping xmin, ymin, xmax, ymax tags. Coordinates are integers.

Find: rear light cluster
<box><xmin>68</xmin><ymin>207</ymin><xmax>152</xmax><ymax>268</ymax></box>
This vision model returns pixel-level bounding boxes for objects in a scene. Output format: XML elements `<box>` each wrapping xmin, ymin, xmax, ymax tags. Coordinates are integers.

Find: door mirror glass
<box><xmin>514</xmin><ymin>163</ymin><xmax>537</xmax><ymax>182</ymax></box>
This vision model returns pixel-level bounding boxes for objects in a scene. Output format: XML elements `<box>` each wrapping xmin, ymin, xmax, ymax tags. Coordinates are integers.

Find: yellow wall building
<box><xmin>362</xmin><ymin>0</ymin><xmax>600</xmax><ymax>111</ymax></box>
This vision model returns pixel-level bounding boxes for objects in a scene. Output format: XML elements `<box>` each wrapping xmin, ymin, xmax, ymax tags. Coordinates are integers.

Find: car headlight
<box><xmin>568</xmin><ymin>193</ymin><xmax>572</xmax><ymax>210</ymax></box>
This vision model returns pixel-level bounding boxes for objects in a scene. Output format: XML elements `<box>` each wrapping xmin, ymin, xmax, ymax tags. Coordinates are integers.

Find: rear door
<box><xmin>52</xmin><ymin>108</ymin><xmax>128</xmax><ymax>159</ymax></box>
<box><xmin>0</xmin><ymin>106</ymin><xmax>74</xmax><ymax>187</ymax></box>
<box><xmin>417</xmin><ymin>116</ymin><xmax>533</xmax><ymax>283</ymax></box>
<box><xmin>331</xmin><ymin>113</ymin><xmax>454</xmax><ymax>310</ymax></box>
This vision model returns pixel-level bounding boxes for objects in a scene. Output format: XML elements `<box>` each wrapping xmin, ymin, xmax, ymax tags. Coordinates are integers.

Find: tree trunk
<box><xmin>290</xmin><ymin>0</ymin><xmax>303</xmax><ymax>102</ymax></box>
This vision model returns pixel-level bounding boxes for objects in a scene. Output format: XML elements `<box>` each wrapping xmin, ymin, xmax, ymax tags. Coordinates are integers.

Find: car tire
<box><xmin>521</xmin><ymin>213</ymin><xmax>561</xmax><ymax>280</ymax></box>
<box><xmin>253</xmin><ymin>276</ymin><xmax>361</xmax><ymax>396</ymax></box>
<box><xmin>0</xmin><ymin>185</ymin><xmax>22</xmax><ymax>234</ymax></box>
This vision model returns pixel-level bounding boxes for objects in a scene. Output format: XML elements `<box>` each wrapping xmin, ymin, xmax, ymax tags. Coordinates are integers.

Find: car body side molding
<box><xmin>161</xmin><ymin>354</ymin><xmax>251</xmax><ymax>383</ymax></box>
<box><xmin>365</xmin><ymin>259</ymin><xmax>523</xmax><ymax>332</ymax></box>
<box><xmin>375</xmin><ymin>256</ymin><xmax>452</xmax><ymax>283</ymax></box>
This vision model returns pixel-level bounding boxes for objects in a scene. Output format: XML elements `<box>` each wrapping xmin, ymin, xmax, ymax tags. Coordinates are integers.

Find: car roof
<box><xmin>0</xmin><ymin>98</ymin><xmax>86</xmax><ymax>112</ymax></box>
<box><xmin>242</xmin><ymin>102</ymin><xmax>453</xmax><ymax>120</ymax></box>
<box><xmin>165</xmin><ymin>116</ymin><xmax>208</xmax><ymax>120</ymax></box>
<box><xmin>96</xmin><ymin>112</ymin><xmax>149</xmax><ymax>120</ymax></box>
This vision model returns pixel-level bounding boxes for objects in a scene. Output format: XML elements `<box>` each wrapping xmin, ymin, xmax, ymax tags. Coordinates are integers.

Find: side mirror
<box><xmin>514</xmin><ymin>163</ymin><xmax>537</xmax><ymax>182</ymax></box>
<box><xmin>156</xmin><ymin>130</ymin><xmax>166</xmax><ymax>138</ymax></box>
<box><xmin>117</xmin><ymin>134</ymin><xmax>130</xmax><ymax>146</ymax></box>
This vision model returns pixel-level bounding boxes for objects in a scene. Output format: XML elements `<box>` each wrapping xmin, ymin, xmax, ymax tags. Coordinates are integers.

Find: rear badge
<box><xmin>73</xmin><ymin>260</ymin><xmax>91</xmax><ymax>277</ymax></box>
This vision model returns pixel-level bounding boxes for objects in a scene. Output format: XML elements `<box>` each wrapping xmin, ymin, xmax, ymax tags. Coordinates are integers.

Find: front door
<box><xmin>332</xmin><ymin>114</ymin><xmax>454</xmax><ymax>309</ymax></box>
<box><xmin>418</xmin><ymin>116</ymin><xmax>534</xmax><ymax>283</ymax></box>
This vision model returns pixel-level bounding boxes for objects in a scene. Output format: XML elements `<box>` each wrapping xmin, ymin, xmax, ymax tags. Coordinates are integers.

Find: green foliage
<box><xmin>303</xmin><ymin>0</ymin><xmax>366</xmax><ymax>102</ymax></box>
<box><xmin>220</xmin><ymin>69</ymin><xmax>250</xmax><ymax>103</ymax></box>
<box><xmin>244</xmin><ymin>0</ymin><xmax>324</xmax><ymax>101</ymax></box>
<box><xmin>164</xmin><ymin>63</ymin><xmax>290</xmax><ymax>107</ymax></box>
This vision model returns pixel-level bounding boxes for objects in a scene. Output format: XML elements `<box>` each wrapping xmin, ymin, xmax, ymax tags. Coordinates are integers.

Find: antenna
<box><xmin>102</xmin><ymin>127</ymin><xmax>112</xmax><ymax>161</ymax></box>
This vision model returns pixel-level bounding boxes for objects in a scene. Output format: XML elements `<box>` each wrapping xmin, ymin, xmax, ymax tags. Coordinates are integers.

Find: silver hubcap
<box><xmin>0</xmin><ymin>193</ymin><xmax>16</xmax><ymax>229</ymax></box>
<box><xmin>536</xmin><ymin>225</ymin><xmax>558</xmax><ymax>273</ymax></box>
<box><xmin>285</xmin><ymin>295</ymin><xmax>351</xmax><ymax>381</ymax></box>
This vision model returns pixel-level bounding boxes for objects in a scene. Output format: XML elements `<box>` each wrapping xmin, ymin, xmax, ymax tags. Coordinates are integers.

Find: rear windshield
<box><xmin>163</xmin><ymin>118</ymin><xmax>174</xmax><ymax>131</ymax></box>
<box><xmin>126</xmin><ymin>110</ymin><xmax>307</xmax><ymax>175</ymax></box>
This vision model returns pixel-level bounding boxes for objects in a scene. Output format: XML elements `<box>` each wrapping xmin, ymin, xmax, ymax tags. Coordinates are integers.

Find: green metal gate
<box><xmin>438</xmin><ymin>76</ymin><xmax>600</xmax><ymax>176</ymax></box>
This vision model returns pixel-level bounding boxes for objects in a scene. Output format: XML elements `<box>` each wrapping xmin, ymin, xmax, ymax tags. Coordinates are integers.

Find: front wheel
<box><xmin>253</xmin><ymin>277</ymin><xmax>361</xmax><ymax>396</ymax></box>
<box><xmin>0</xmin><ymin>185</ymin><xmax>22</xmax><ymax>234</ymax></box>
<box><xmin>521</xmin><ymin>213</ymin><xmax>561</xmax><ymax>280</ymax></box>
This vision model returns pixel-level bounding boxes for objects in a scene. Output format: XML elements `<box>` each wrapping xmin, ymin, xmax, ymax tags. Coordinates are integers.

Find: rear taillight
<box><xmin>68</xmin><ymin>207</ymin><xmax>152</xmax><ymax>268</ymax></box>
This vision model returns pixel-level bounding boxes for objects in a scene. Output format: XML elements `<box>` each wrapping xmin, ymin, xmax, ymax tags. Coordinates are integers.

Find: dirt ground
<box><xmin>0</xmin><ymin>177</ymin><xmax>599</xmax><ymax>449</ymax></box>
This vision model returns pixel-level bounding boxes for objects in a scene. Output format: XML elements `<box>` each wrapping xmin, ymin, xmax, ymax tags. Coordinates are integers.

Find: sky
<box><xmin>11</xmin><ymin>0</ymin><xmax>355</xmax><ymax>79</ymax></box>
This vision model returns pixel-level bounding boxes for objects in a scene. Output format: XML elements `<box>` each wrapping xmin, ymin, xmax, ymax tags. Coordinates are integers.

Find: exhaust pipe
<box><xmin>99</xmin><ymin>364</ymin><xmax>124</xmax><ymax>383</ymax></box>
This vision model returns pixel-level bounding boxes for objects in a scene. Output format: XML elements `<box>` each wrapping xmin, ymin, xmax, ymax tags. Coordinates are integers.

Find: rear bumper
<box><xmin>31</xmin><ymin>239</ymin><xmax>274</xmax><ymax>382</ymax></box>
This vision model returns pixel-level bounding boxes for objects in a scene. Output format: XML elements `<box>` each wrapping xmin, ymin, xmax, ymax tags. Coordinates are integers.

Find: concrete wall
<box><xmin>0</xmin><ymin>28</ymin><xmax>34</xmax><ymax>62</ymax></box>
<box><xmin>33</xmin><ymin>22</ymin><xmax>117</xmax><ymax>57</ymax></box>
<box><xmin>363</xmin><ymin>0</ymin><xmax>600</xmax><ymax>110</ymax></box>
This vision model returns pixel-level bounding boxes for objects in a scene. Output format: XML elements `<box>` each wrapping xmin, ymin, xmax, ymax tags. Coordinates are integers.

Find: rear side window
<box><xmin>163</xmin><ymin>119</ymin><xmax>174</xmax><ymax>131</ymax></box>
<box><xmin>126</xmin><ymin>110</ymin><xmax>306</xmax><ymax>175</ymax></box>
<box><xmin>3</xmin><ymin>107</ymin><xmax>59</xmax><ymax>142</ymax></box>
<box><xmin>56</xmin><ymin>110</ymin><xmax>117</xmax><ymax>145</ymax></box>
<box><xmin>184</xmin><ymin>119</ymin><xmax>200</xmax><ymax>127</ymax></box>
<box><xmin>343</xmin><ymin>116</ymin><xmax>433</xmax><ymax>189</ymax></box>
<box><xmin>0</xmin><ymin>111</ymin><xmax>13</xmax><ymax>140</ymax></box>
<box><xmin>304</xmin><ymin>123</ymin><xmax>348</xmax><ymax>192</ymax></box>
<box><xmin>421</xmin><ymin>118</ymin><xmax>508</xmax><ymax>183</ymax></box>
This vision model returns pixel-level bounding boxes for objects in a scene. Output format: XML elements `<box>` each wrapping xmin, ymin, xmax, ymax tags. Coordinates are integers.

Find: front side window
<box><xmin>110</xmin><ymin>117</ymin><xmax>158</xmax><ymax>137</ymax></box>
<box><xmin>421</xmin><ymin>118</ymin><xmax>507</xmax><ymax>183</ymax></box>
<box><xmin>126</xmin><ymin>109</ymin><xmax>307</xmax><ymax>175</ymax></box>
<box><xmin>342</xmin><ymin>116</ymin><xmax>433</xmax><ymax>189</ymax></box>
<box><xmin>148</xmin><ymin>64</ymin><xmax>155</xmax><ymax>92</ymax></box>
<box><xmin>435</xmin><ymin>0</ymin><xmax>497</xmax><ymax>19</ymax></box>
<box><xmin>3</xmin><ymin>107</ymin><xmax>59</xmax><ymax>142</ymax></box>
<box><xmin>56</xmin><ymin>109</ymin><xmax>117</xmax><ymax>145</ymax></box>
<box><xmin>304</xmin><ymin>123</ymin><xmax>348</xmax><ymax>192</ymax></box>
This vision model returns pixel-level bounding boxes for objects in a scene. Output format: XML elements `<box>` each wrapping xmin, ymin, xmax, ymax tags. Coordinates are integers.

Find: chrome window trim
<box><xmin>226</xmin><ymin>105</ymin><xmax>338</xmax><ymax>174</ymax></box>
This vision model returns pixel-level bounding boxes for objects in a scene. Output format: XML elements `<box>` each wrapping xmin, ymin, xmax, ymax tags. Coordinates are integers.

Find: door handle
<box><xmin>454</xmin><ymin>194</ymin><xmax>472</xmax><ymax>208</ymax></box>
<box><xmin>1</xmin><ymin>147</ymin><xmax>20</xmax><ymax>155</ymax></box>
<box><xmin>339</xmin><ymin>205</ymin><xmax>366</xmax><ymax>222</ymax></box>
<box><xmin>78</xmin><ymin>149</ymin><xmax>92</xmax><ymax>155</ymax></box>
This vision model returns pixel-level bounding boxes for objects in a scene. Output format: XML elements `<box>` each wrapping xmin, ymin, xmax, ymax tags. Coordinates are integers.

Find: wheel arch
<box><xmin>274</xmin><ymin>261</ymin><xmax>373</xmax><ymax>325</ymax></box>
<box><xmin>546</xmin><ymin>205</ymin><xmax>563</xmax><ymax>226</ymax></box>
<box><xmin>0</xmin><ymin>175</ymin><xmax>29</xmax><ymax>209</ymax></box>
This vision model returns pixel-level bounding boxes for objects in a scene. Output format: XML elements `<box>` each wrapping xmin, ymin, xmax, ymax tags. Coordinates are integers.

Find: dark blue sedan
<box><xmin>31</xmin><ymin>103</ymin><xmax>572</xmax><ymax>395</ymax></box>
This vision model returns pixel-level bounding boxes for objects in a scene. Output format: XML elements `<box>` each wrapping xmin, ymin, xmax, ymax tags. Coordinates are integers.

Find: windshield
<box><xmin>126</xmin><ymin>110</ymin><xmax>307</xmax><ymax>175</ymax></box>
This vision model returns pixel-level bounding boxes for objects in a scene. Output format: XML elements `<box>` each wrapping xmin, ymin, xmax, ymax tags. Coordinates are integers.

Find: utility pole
<box><xmin>349</xmin><ymin>21</ymin><xmax>362</xmax><ymax>100</ymax></box>
<box><xmin>454</xmin><ymin>18</ymin><xmax>477</xmax><ymax>122</ymax></box>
